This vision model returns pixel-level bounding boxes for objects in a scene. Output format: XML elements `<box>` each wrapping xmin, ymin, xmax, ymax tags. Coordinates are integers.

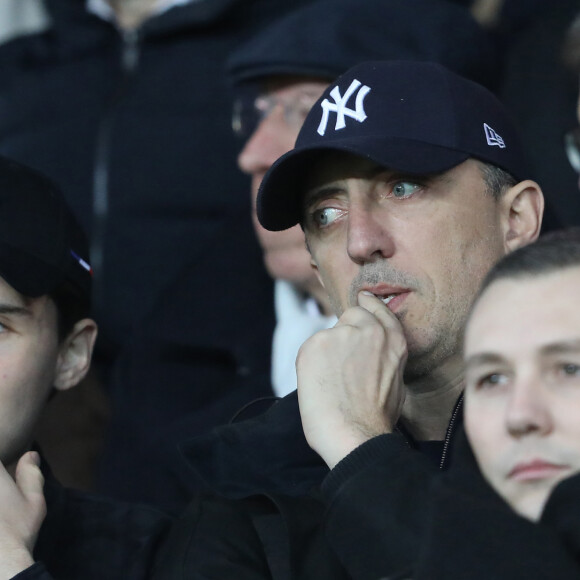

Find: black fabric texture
<box><xmin>97</xmin><ymin>215</ymin><xmax>275</xmax><ymax>513</ymax></box>
<box><xmin>12</xmin><ymin>455</ymin><xmax>171</xmax><ymax>580</ymax></box>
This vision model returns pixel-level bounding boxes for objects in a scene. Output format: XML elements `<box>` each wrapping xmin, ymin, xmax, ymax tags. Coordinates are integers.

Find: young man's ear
<box><xmin>54</xmin><ymin>319</ymin><xmax>98</xmax><ymax>391</ymax></box>
<box><xmin>500</xmin><ymin>180</ymin><xmax>544</xmax><ymax>253</ymax></box>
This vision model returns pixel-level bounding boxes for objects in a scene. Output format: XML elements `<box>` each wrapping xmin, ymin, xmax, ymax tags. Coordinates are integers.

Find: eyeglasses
<box><xmin>564</xmin><ymin>126</ymin><xmax>580</xmax><ymax>174</ymax></box>
<box><xmin>232</xmin><ymin>92</ymin><xmax>319</xmax><ymax>139</ymax></box>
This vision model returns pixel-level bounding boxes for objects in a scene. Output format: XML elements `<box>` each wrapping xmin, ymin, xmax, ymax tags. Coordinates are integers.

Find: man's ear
<box><xmin>54</xmin><ymin>319</ymin><xmax>98</xmax><ymax>392</ymax></box>
<box><xmin>500</xmin><ymin>180</ymin><xmax>544</xmax><ymax>253</ymax></box>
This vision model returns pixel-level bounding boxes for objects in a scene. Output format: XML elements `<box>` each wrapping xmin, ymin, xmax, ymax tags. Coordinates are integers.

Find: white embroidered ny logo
<box><xmin>317</xmin><ymin>79</ymin><xmax>371</xmax><ymax>136</ymax></box>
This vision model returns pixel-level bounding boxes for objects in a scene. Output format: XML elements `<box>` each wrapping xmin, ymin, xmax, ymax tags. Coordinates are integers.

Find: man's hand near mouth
<box><xmin>296</xmin><ymin>291</ymin><xmax>408</xmax><ymax>469</ymax></box>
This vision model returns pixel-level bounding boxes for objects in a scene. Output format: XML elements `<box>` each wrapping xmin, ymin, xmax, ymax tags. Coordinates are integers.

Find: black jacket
<box><xmin>399</xmin><ymin>432</ymin><xmax>580</xmax><ymax>580</ymax></box>
<box><xmin>321</xmin><ymin>428</ymin><xmax>580</xmax><ymax>580</ymax></box>
<box><xmin>152</xmin><ymin>392</ymin><xmax>463</xmax><ymax>579</ymax></box>
<box><xmin>98</xmin><ymin>216</ymin><xmax>275</xmax><ymax>514</ymax></box>
<box><xmin>0</xmin><ymin>0</ymin><xmax>312</xmax><ymax>368</ymax></box>
<box><xmin>13</xmin><ymin>458</ymin><xmax>170</xmax><ymax>580</ymax></box>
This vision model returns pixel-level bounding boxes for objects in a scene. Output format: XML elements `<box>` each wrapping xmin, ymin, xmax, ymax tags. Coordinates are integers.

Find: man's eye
<box><xmin>477</xmin><ymin>373</ymin><xmax>507</xmax><ymax>389</ymax></box>
<box><xmin>284</xmin><ymin>104</ymin><xmax>312</xmax><ymax>127</ymax></box>
<box><xmin>392</xmin><ymin>181</ymin><xmax>420</xmax><ymax>199</ymax></box>
<box><xmin>560</xmin><ymin>363</ymin><xmax>580</xmax><ymax>377</ymax></box>
<box><xmin>312</xmin><ymin>207</ymin><xmax>342</xmax><ymax>228</ymax></box>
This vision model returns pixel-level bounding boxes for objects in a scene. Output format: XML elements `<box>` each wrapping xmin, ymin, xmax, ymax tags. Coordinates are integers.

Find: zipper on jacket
<box><xmin>439</xmin><ymin>394</ymin><xmax>463</xmax><ymax>470</ymax></box>
<box><xmin>121</xmin><ymin>29</ymin><xmax>140</xmax><ymax>72</ymax></box>
<box><xmin>91</xmin><ymin>28</ymin><xmax>141</xmax><ymax>310</ymax></box>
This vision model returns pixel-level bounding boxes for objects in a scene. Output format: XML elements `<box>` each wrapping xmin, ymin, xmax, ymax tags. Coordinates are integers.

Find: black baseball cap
<box><xmin>257</xmin><ymin>60</ymin><xmax>529</xmax><ymax>232</ymax></box>
<box><xmin>0</xmin><ymin>156</ymin><xmax>92</xmax><ymax>299</ymax></box>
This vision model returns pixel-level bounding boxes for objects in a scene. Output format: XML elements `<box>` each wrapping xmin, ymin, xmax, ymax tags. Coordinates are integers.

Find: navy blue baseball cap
<box><xmin>0</xmin><ymin>156</ymin><xmax>92</xmax><ymax>299</ymax></box>
<box><xmin>257</xmin><ymin>60</ymin><xmax>529</xmax><ymax>232</ymax></box>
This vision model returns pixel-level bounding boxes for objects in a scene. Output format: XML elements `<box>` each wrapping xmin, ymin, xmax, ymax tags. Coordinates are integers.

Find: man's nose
<box><xmin>237</xmin><ymin>110</ymin><xmax>289</xmax><ymax>176</ymax></box>
<box><xmin>346</xmin><ymin>204</ymin><xmax>395</xmax><ymax>264</ymax></box>
<box><xmin>505</xmin><ymin>378</ymin><xmax>553</xmax><ymax>438</ymax></box>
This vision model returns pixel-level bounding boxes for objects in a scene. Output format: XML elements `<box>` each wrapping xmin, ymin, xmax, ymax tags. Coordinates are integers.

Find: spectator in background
<box><xmin>0</xmin><ymin>0</ymin><xmax>315</xmax><ymax>488</ymax></box>
<box><xmin>489</xmin><ymin>0</ymin><xmax>580</xmax><ymax>228</ymax></box>
<box><xmin>97</xmin><ymin>0</ymin><xmax>505</xmax><ymax>515</ymax></box>
<box><xmin>0</xmin><ymin>156</ymin><xmax>169</xmax><ymax>580</ymax></box>
<box><xmin>563</xmin><ymin>11</ymin><xmax>580</xmax><ymax>189</ymax></box>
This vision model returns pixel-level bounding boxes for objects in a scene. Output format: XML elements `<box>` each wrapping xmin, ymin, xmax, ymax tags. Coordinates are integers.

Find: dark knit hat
<box><xmin>227</xmin><ymin>0</ymin><xmax>500</xmax><ymax>90</ymax></box>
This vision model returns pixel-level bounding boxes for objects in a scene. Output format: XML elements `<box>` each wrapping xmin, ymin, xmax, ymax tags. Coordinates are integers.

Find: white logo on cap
<box><xmin>317</xmin><ymin>79</ymin><xmax>371</xmax><ymax>136</ymax></box>
<box><xmin>483</xmin><ymin>123</ymin><xmax>506</xmax><ymax>148</ymax></box>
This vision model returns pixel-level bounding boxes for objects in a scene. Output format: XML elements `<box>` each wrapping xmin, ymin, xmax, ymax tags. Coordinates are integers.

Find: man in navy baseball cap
<box><xmin>250</xmin><ymin>60</ymin><xmax>545</xmax><ymax>577</ymax></box>
<box><xmin>152</xmin><ymin>59</ymin><xmax>546</xmax><ymax>580</ymax></box>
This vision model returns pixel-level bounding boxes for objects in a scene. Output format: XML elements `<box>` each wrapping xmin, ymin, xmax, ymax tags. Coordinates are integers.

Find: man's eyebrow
<box><xmin>0</xmin><ymin>303</ymin><xmax>32</xmax><ymax>317</ymax></box>
<box><xmin>303</xmin><ymin>185</ymin><xmax>345</xmax><ymax>208</ymax></box>
<box><xmin>464</xmin><ymin>352</ymin><xmax>506</xmax><ymax>370</ymax></box>
<box><xmin>541</xmin><ymin>339</ymin><xmax>580</xmax><ymax>356</ymax></box>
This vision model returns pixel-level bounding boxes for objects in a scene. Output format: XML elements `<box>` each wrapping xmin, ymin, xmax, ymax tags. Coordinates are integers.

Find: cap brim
<box><xmin>257</xmin><ymin>137</ymin><xmax>470</xmax><ymax>231</ymax></box>
<box><xmin>0</xmin><ymin>244</ymin><xmax>65</xmax><ymax>297</ymax></box>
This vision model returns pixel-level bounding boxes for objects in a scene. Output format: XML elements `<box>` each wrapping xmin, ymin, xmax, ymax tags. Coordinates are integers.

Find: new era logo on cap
<box><xmin>483</xmin><ymin>123</ymin><xmax>506</xmax><ymax>148</ymax></box>
<box><xmin>317</xmin><ymin>79</ymin><xmax>371</xmax><ymax>136</ymax></box>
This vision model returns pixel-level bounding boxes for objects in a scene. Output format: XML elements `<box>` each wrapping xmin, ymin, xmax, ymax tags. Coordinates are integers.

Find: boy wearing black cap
<box><xmin>154</xmin><ymin>60</ymin><xmax>544</xmax><ymax>579</ymax></box>
<box><xmin>0</xmin><ymin>157</ymin><xmax>168</xmax><ymax>579</ymax></box>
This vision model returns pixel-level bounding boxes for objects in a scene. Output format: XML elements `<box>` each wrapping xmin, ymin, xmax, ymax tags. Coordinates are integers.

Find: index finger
<box><xmin>357</xmin><ymin>290</ymin><xmax>403</xmax><ymax>333</ymax></box>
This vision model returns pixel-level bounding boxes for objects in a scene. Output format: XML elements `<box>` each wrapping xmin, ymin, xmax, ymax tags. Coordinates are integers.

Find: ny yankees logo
<box><xmin>317</xmin><ymin>79</ymin><xmax>371</xmax><ymax>136</ymax></box>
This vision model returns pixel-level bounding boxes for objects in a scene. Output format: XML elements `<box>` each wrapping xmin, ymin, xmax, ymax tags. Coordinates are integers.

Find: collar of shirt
<box><xmin>271</xmin><ymin>279</ymin><xmax>337</xmax><ymax>398</ymax></box>
<box><xmin>86</xmin><ymin>0</ymin><xmax>197</xmax><ymax>23</ymax></box>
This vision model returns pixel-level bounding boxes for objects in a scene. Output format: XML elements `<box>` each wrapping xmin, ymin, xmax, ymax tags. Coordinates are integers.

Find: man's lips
<box><xmin>508</xmin><ymin>460</ymin><xmax>570</xmax><ymax>482</ymax></box>
<box><xmin>363</xmin><ymin>284</ymin><xmax>411</xmax><ymax>312</ymax></box>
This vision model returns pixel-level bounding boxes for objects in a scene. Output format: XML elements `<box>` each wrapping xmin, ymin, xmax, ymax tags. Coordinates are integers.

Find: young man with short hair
<box><xmin>389</xmin><ymin>232</ymin><xmax>580</xmax><ymax>579</ymax></box>
<box><xmin>0</xmin><ymin>156</ymin><xmax>169</xmax><ymax>579</ymax></box>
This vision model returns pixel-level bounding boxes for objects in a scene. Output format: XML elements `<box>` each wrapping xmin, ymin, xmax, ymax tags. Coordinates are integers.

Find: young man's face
<box><xmin>302</xmin><ymin>154</ymin><xmax>507</xmax><ymax>379</ymax></box>
<box><xmin>464</xmin><ymin>267</ymin><xmax>580</xmax><ymax>521</ymax></box>
<box><xmin>0</xmin><ymin>276</ymin><xmax>64</xmax><ymax>471</ymax></box>
<box><xmin>237</xmin><ymin>78</ymin><xmax>328</xmax><ymax>292</ymax></box>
